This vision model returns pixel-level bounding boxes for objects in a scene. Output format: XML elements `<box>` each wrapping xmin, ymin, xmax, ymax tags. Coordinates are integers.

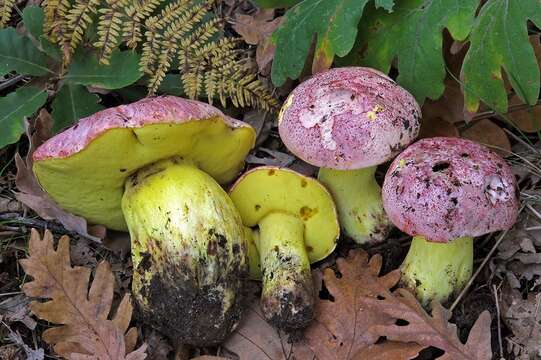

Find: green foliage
<box><xmin>0</xmin><ymin>87</ymin><xmax>48</xmax><ymax>149</ymax></box>
<box><xmin>23</xmin><ymin>6</ymin><xmax>46</xmax><ymax>39</ymax></box>
<box><xmin>355</xmin><ymin>0</ymin><xmax>478</xmax><ymax>102</ymax></box>
<box><xmin>0</xmin><ymin>28</ymin><xmax>52</xmax><ymax>77</ymax></box>
<box><xmin>52</xmin><ymin>83</ymin><xmax>104</xmax><ymax>132</ymax></box>
<box><xmin>272</xmin><ymin>0</ymin><xmax>541</xmax><ymax>113</ymax></box>
<box><xmin>65</xmin><ymin>50</ymin><xmax>143</xmax><ymax>89</ymax></box>
<box><xmin>271</xmin><ymin>0</ymin><xmax>370</xmax><ymax>87</ymax></box>
<box><xmin>462</xmin><ymin>0</ymin><xmax>541</xmax><ymax>113</ymax></box>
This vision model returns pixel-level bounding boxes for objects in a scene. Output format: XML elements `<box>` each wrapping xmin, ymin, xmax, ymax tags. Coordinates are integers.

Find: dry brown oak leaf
<box><xmin>20</xmin><ymin>229</ymin><xmax>147</xmax><ymax>360</ymax></box>
<box><xmin>225</xmin><ymin>249</ymin><xmax>402</xmax><ymax>359</ymax></box>
<box><xmin>353</xmin><ymin>341</ymin><xmax>424</xmax><ymax>360</ymax></box>
<box><xmin>361</xmin><ymin>288</ymin><xmax>492</xmax><ymax>360</ymax></box>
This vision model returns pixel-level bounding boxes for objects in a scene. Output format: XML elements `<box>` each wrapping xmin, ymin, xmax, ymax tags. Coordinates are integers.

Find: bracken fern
<box><xmin>43</xmin><ymin>0</ymin><xmax>278</xmax><ymax>111</ymax></box>
<box><xmin>0</xmin><ymin>0</ymin><xmax>16</xmax><ymax>28</ymax></box>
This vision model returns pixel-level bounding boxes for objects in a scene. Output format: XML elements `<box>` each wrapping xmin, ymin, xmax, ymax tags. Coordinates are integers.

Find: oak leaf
<box><xmin>20</xmin><ymin>229</ymin><xmax>147</xmax><ymax>360</ymax></box>
<box><xmin>353</xmin><ymin>341</ymin><xmax>424</xmax><ymax>360</ymax></box>
<box><xmin>361</xmin><ymin>288</ymin><xmax>492</xmax><ymax>360</ymax></box>
<box><xmin>461</xmin><ymin>119</ymin><xmax>511</xmax><ymax>156</ymax></box>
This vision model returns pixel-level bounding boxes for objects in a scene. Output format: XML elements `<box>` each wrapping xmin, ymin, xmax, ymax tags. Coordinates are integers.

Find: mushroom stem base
<box><xmin>400</xmin><ymin>235</ymin><xmax>473</xmax><ymax>306</ymax></box>
<box><xmin>258</xmin><ymin>212</ymin><xmax>314</xmax><ymax>330</ymax></box>
<box><xmin>318</xmin><ymin>166</ymin><xmax>390</xmax><ymax>245</ymax></box>
<box><xmin>121</xmin><ymin>157</ymin><xmax>247</xmax><ymax>346</ymax></box>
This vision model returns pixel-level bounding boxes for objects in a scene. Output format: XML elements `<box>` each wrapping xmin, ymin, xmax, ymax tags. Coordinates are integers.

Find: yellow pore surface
<box><xmin>33</xmin><ymin>118</ymin><xmax>255</xmax><ymax>230</ymax></box>
<box><xmin>230</xmin><ymin>167</ymin><xmax>339</xmax><ymax>274</ymax></box>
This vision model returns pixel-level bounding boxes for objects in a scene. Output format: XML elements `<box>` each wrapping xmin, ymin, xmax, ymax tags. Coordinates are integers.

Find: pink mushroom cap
<box><xmin>382</xmin><ymin>137</ymin><xmax>519</xmax><ymax>243</ymax></box>
<box><xmin>278</xmin><ymin>67</ymin><xmax>422</xmax><ymax>169</ymax></box>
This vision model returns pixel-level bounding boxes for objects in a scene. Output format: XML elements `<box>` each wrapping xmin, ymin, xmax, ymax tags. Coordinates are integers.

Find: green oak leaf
<box><xmin>65</xmin><ymin>50</ymin><xmax>143</xmax><ymax>90</ymax></box>
<box><xmin>271</xmin><ymin>0</ymin><xmax>374</xmax><ymax>86</ymax></box>
<box><xmin>22</xmin><ymin>6</ymin><xmax>44</xmax><ymax>40</ymax></box>
<box><xmin>0</xmin><ymin>87</ymin><xmax>48</xmax><ymax>149</ymax></box>
<box><xmin>52</xmin><ymin>83</ymin><xmax>105</xmax><ymax>133</ymax></box>
<box><xmin>0</xmin><ymin>27</ymin><xmax>52</xmax><ymax>77</ymax></box>
<box><xmin>462</xmin><ymin>0</ymin><xmax>541</xmax><ymax>113</ymax></box>
<box><xmin>352</xmin><ymin>0</ymin><xmax>477</xmax><ymax>103</ymax></box>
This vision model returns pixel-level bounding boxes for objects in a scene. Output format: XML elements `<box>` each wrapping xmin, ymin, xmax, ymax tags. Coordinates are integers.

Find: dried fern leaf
<box><xmin>64</xmin><ymin>0</ymin><xmax>101</xmax><ymax>63</ymax></box>
<box><xmin>0</xmin><ymin>0</ymin><xmax>15</xmax><ymax>28</ymax></box>
<box><xmin>43</xmin><ymin>0</ymin><xmax>71</xmax><ymax>41</ymax></box>
<box><xmin>122</xmin><ymin>0</ymin><xmax>162</xmax><ymax>48</ymax></box>
<box><xmin>94</xmin><ymin>0</ymin><xmax>127</xmax><ymax>64</ymax></box>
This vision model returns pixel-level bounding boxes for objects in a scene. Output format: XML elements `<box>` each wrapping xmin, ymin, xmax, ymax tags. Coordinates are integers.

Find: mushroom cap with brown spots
<box><xmin>278</xmin><ymin>67</ymin><xmax>421</xmax><ymax>169</ymax></box>
<box><xmin>382</xmin><ymin>137</ymin><xmax>519</xmax><ymax>243</ymax></box>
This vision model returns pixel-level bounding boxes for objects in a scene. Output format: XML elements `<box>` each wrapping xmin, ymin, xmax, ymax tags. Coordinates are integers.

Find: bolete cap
<box><xmin>33</xmin><ymin>96</ymin><xmax>256</xmax><ymax>230</ymax></box>
<box><xmin>278</xmin><ymin>67</ymin><xmax>421</xmax><ymax>169</ymax></box>
<box><xmin>382</xmin><ymin>137</ymin><xmax>519</xmax><ymax>242</ymax></box>
<box><xmin>229</xmin><ymin>167</ymin><xmax>339</xmax><ymax>278</ymax></box>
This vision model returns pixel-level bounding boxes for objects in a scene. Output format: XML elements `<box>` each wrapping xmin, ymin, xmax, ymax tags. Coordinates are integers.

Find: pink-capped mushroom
<box><xmin>279</xmin><ymin>67</ymin><xmax>421</xmax><ymax>244</ymax></box>
<box><xmin>382</xmin><ymin>137</ymin><xmax>519</xmax><ymax>305</ymax></box>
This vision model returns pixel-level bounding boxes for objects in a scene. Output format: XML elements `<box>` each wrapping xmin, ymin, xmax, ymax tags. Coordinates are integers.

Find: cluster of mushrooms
<box><xmin>32</xmin><ymin>67</ymin><xmax>519</xmax><ymax>345</ymax></box>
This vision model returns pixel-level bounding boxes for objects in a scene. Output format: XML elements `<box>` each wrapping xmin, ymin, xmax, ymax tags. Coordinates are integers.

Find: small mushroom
<box><xmin>279</xmin><ymin>67</ymin><xmax>421</xmax><ymax>244</ymax></box>
<box><xmin>229</xmin><ymin>167</ymin><xmax>339</xmax><ymax>330</ymax></box>
<box><xmin>32</xmin><ymin>96</ymin><xmax>256</xmax><ymax>345</ymax></box>
<box><xmin>382</xmin><ymin>137</ymin><xmax>519</xmax><ymax>305</ymax></box>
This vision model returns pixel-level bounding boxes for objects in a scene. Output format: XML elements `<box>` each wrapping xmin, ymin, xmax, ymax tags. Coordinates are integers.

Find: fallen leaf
<box><xmin>233</xmin><ymin>10</ymin><xmax>283</xmax><ymax>73</ymax></box>
<box><xmin>418</xmin><ymin>116</ymin><xmax>459</xmax><ymax>139</ymax></box>
<box><xmin>223</xmin><ymin>301</ymin><xmax>315</xmax><ymax>360</ymax></box>
<box><xmin>0</xmin><ymin>196</ymin><xmax>22</xmax><ymax>212</ymax></box>
<box><xmin>362</xmin><ymin>288</ymin><xmax>492</xmax><ymax>360</ymax></box>
<box><xmin>501</xmin><ymin>281</ymin><xmax>541</xmax><ymax>358</ymax></box>
<box><xmin>461</xmin><ymin>119</ymin><xmax>511</xmax><ymax>155</ymax></box>
<box><xmin>14</xmin><ymin>110</ymin><xmax>103</xmax><ymax>242</ymax></box>
<box><xmin>301</xmin><ymin>250</ymin><xmax>401</xmax><ymax>359</ymax></box>
<box><xmin>19</xmin><ymin>229</ymin><xmax>147</xmax><ymax>359</ymax></box>
<box><xmin>7</xmin><ymin>330</ymin><xmax>44</xmax><ymax>360</ymax></box>
<box><xmin>0</xmin><ymin>294</ymin><xmax>37</xmax><ymax>330</ymax></box>
<box><xmin>508</xmin><ymin>94</ymin><xmax>541</xmax><ymax>133</ymax></box>
<box><xmin>422</xmin><ymin>78</ymin><xmax>467</xmax><ymax>125</ymax></box>
<box><xmin>353</xmin><ymin>341</ymin><xmax>425</xmax><ymax>360</ymax></box>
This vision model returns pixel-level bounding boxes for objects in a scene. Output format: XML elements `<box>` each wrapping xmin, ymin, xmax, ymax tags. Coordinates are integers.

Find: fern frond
<box><xmin>42</xmin><ymin>0</ymin><xmax>70</xmax><ymax>40</ymax></box>
<box><xmin>64</xmin><ymin>0</ymin><xmax>101</xmax><ymax>63</ymax></box>
<box><xmin>0</xmin><ymin>0</ymin><xmax>15</xmax><ymax>28</ymax></box>
<box><xmin>122</xmin><ymin>0</ymin><xmax>162</xmax><ymax>48</ymax></box>
<box><xmin>94</xmin><ymin>0</ymin><xmax>127</xmax><ymax>64</ymax></box>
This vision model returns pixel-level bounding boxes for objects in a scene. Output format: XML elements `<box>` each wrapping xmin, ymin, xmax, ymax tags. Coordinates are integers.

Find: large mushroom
<box><xmin>32</xmin><ymin>96</ymin><xmax>256</xmax><ymax>345</ymax></box>
<box><xmin>279</xmin><ymin>67</ymin><xmax>421</xmax><ymax>244</ymax></box>
<box><xmin>229</xmin><ymin>167</ymin><xmax>339</xmax><ymax>330</ymax></box>
<box><xmin>382</xmin><ymin>137</ymin><xmax>519</xmax><ymax>305</ymax></box>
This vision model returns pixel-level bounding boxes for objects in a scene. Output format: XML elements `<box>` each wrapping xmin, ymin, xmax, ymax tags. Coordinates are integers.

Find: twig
<box><xmin>470</xmin><ymin>99</ymin><xmax>541</xmax><ymax>122</ymax></box>
<box><xmin>0</xmin><ymin>212</ymin><xmax>72</xmax><ymax>235</ymax></box>
<box><xmin>450</xmin><ymin>228</ymin><xmax>510</xmax><ymax>312</ymax></box>
<box><xmin>0</xmin><ymin>74</ymin><xmax>25</xmax><ymax>92</ymax></box>
<box><xmin>492</xmin><ymin>284</ymin><xmax>504</xmax><ymax>360</ymax></box>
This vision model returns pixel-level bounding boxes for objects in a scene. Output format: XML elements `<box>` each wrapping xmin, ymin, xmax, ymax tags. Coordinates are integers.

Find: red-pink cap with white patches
<box><xmin>278</xmin><ymin>67</ymin><xmax>421</xmax><ymax>169</ymax></box>
<box><xmin>382</xmin><ymin>137</ymin><xmax>519</xmax><ymax>243</ymax></box>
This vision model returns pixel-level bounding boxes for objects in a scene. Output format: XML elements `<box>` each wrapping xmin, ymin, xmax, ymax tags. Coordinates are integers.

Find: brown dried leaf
<box><xmin>501</xmin><ymin>282</ymin><xmax>541</xmax><ymax>358</ymax></box>
<box><xmin>508</xmin><ymin>94</ymin><xmax>541</xmax><ymax>133</ymax></box>
<box><xmin>362</xmin><ymin>289</ymin><xmax>492</xmax><ymax>360</ymax></box>
<box><xmin>14</xmin><ymin>111</ymin><xmax>103</xmax><ymax>242</ymax></box>
<box><xmin>461</xmin><ymin>119</ymin><xmax>511</xmax><ymax>156</ymax></box>
<box><xmin>233</xmin><ymin>10</ymin><xmax>283</xmax><ymax>73</ymax></box>
<box><xmin>19</xmin><ymin>229</ymin><xmax>147</xmax><ymax>360</ymax></box>
<box><xmin>422</xmin><ymin>78</ymin><xmax>467</xmax><ymax>125</ymax></box>
<box><xmin>302</xmin><ymin>250</ymin><xmax>401</xmax><ymax>359</ymax></box>
<box><xmin>0</xmin><ymin>294</ymin><xmax>37</xmax><ymax>330</ymax></box>
<box><xmin>418</xmin><ymin>117</ymin><xmax>459</xmax><ymax>139</ymax></box>
<box><xmin>144</xmin><ymin>329</ymin><xmax>173</xmax><ymax>360</ymax></box>
<box><xmin>353</xmin><ymin>341</ymin><xmax>425</xmax><ymax>360</ymax></box>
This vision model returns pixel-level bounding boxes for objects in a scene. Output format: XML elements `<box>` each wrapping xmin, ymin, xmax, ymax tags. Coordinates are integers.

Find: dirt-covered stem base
<box><xmin>259</xmin><ymin>212</ymin><xmax>314</xmax><ymax>330</ymax></box>
<box><xmin>121</xmin><ymin>157</ymin><xmax>247</xmax><ymax>346</ymax></box>
<box><xmin>401</xmin><ymin>235</ymin><xmax>473</xmax><ymax>306</ymax></box>
<box><xmin>318</xmin><ymin>166</ymin><xmax>390</xmax><ymax>245</ymax></box>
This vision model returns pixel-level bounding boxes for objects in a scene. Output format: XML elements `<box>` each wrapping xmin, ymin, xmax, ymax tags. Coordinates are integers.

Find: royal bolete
<box><xmin>229</xmin><ymin>167</ymin><xmax>339</xmax><ymax>330</ymax></box>
<box><xmin>382</xmin><ymin>137</ymin><xmax>519</xmax><ymax>305</ymax></box>
<box><xmin>32</xmin><ymin>96</ymin><xmax>256</xmax><ymax>345</ymax></box>
<box><xmin>279</xmin><ymin>67</ymin><xmax>421</xmax><ymax>244</ymax></box>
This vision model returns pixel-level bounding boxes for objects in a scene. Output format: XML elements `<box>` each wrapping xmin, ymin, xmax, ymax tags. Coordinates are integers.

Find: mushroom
<box><xmin>229</xmin><ymin>167</ymin><xmax>339</xmax><ymax>330</ymax></box>
<box><xmin>382</xmin><ymin>137</ymin><xmax>519</xmax><ymax>305</ymax></box>
<box><xmin>279</xmin><ymin>67</ymin><xmax>421</xmax><ymax>244</ymax></box>
<box><xmin>32</xmin><ymin>96</ymin><xmax>256</xmax><ymax>345</ymax></box>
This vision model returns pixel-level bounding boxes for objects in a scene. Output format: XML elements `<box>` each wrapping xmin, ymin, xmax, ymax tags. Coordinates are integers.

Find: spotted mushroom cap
<box><xmin>278</xmin><ymin>67</ymin><xmax>421</xmax><ymax>169</ymax></box>
<box><xmin>382</xmin><ymin>137</ymin><xmax>519</xmax><ymax>243</ymax></box>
